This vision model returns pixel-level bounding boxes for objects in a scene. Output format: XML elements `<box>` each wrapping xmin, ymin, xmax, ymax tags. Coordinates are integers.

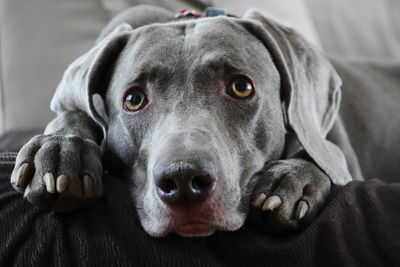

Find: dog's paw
<box><xmin>10</xmin><ymin>134</ymin><xmax>103</xmax><ymax>212</ymax></box>
<box><xmin>252</xmin><ymin>159</ymin><xmax>331</xmax><ymax>233</ymax></box>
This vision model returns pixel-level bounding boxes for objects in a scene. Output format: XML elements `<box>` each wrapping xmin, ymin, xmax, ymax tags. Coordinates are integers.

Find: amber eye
<box><xmin>124</xmin><ymin>90</ymin><xmax>147</xmax><ymax>112</ymax></box>
<box><xmin>228</xmin><ymin>78</ymin><xmax>254</xmax><ymax>99</ymax></box>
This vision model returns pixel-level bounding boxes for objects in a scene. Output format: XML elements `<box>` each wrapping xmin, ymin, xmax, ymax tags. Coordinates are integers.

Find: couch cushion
<box><xmin>0</xmin><ymin>0</ymin><xmax>108</xmax><ymax>133</ymax></box>
<box><xmin>306</xmin><ymin>0</ymin><xmax>400</xmax><ymax>61</ymax></box>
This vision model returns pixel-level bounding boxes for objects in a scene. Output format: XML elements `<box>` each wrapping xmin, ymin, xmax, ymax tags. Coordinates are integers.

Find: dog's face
<box><xmin>51</xmin><ymin>10</ymin><xmax>351</xmax><ymax>237</ymax></box>
<box><xmin>104</xmin><ymin>18</ymin><xmax>286</xmax><ymax>237</ymax></box>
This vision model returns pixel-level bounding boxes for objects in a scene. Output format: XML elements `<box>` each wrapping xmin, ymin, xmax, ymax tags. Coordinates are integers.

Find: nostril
<box><xmin>191</xmin><ymin>175</ymin><xmax>215</xmax><ymax>193</ymax></box>
<box><xmin>158</xmin><ymin>178</ymin><xmax>177</xmax><ymax>195</ymax></box>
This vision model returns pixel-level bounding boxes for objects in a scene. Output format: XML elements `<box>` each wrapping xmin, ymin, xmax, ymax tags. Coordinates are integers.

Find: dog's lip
<box><xmin>174</xmin><ymin>222</ymin><xmax>217</xmax><ymax>237</ymax></box>
<box><xmin>162</xmin><ymin>212</ymin><xmax>229</xmax><ymax>237</ymax></box>
<box><xmin>147</xmin><ymin>208</ymin><xmax>245</xmax><ymax>237</ymax></box>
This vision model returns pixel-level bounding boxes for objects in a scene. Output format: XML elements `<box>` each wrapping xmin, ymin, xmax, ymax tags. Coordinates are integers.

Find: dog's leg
<box><xmin>10</xmin><ymin>111</ymin><xmax>103</xmax><ymax>212</ymax></box>
<box><xmin>252</xmin><ymin>152</ymin><xmax>331</xmax><ymax>233</ymax></box>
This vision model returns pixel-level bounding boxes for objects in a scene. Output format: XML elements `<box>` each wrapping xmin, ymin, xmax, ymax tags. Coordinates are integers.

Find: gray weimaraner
<box><xmin>9</xmin><ymin>5</ymin><xmax>400</xmax><ymax>237</ymax></box>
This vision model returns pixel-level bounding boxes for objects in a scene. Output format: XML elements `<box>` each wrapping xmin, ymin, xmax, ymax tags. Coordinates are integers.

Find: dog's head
<box><xmin>51</xmin><ymin>8</ymin><xmax>351</xmax><ymax>237</ymax></box>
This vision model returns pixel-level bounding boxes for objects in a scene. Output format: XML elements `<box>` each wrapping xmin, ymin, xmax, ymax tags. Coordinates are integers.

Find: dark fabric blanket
<box><xmin>0</xmin><ymin>130</ymin><xmax>42</xmax><ymax>152</ymax></box>
<box><xmin>0</xmin><ymin>152</ymin><xmax>399</xmax><ymax>267</ymax></box>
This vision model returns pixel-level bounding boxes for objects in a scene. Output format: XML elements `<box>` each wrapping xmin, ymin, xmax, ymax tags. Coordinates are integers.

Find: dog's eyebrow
<box><xmin>128</xmin><ymin>62</ymin><xmax>177</xmax><ymax>82</ymax></box>
<box><xmin>192</xmin><ymin>53</ymin><xmax>251</xmax><ymax>75</ymax></box>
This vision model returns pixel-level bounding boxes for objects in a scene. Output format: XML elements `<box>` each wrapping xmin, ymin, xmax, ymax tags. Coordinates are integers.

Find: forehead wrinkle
<box><xmin>189</xmin><ymin>53</ymin><xmax>254</xmax><ymax>77</ymax></box>
<box><xmin>138</xmin><ymin>62</ymin><xmax>178</xmax><ymax>81</ymax></box>
<box><xmin>118</xmin><ymin>61</ymin><xmax>179</xmax><ymax>92</ymax></box>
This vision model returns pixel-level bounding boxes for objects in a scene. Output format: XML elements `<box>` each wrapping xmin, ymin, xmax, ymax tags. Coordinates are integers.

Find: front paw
<box><xmin>10</xmin><ymin>134</ymin><xmax>103</xmax><ymax>212</ymax></box>
<box><xmin>252</xmin><ymin>159</ymin><xmax>331</xmax><ymax>233</ymax></box>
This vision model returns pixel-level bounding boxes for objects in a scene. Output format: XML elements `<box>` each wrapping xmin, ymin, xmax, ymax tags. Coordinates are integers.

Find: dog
<box><xmin>9</xmin><ymin>5</ymin><xmax>377</xmax><ymax>237</ymax></box>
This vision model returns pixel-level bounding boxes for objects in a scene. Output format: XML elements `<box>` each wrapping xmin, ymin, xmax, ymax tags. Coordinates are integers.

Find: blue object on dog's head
<box><xmin>204</xmin><ymin>7</ymin><xmax>228</xmax><ymax>17</ymax></box>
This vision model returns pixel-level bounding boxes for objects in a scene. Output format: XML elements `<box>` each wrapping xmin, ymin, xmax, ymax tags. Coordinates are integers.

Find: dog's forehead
<box><xmin>125</xmin><ymin>17</ymin><xmax>269</xmax><ymax>71</ymax></box>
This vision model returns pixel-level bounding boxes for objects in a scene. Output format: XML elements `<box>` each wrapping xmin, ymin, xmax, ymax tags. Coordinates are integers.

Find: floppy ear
<box><xmin>242</xmin><ymin>10</ymin><xmax>352</xmax><ymax>185</ymax></box>
<box><xmin>50</xmin><ymin>23</ymin><xmax>133</xmax><ymax>138</ymax></box>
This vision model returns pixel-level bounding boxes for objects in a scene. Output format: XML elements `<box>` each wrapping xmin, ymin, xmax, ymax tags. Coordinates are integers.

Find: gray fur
<box><xmin>12</xmin><ymin>5</ymin><xmax>390</xmax><ymax>237</ymax></box>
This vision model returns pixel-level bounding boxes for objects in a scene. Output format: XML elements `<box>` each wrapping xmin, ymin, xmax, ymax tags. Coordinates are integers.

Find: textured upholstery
<box><xmin>305</xmin><ymin>0</ymin><xmax>400</xmax><ymax>62</ymax></box>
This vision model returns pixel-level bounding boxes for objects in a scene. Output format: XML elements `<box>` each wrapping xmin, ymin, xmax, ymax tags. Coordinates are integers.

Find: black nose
<box><xmin>153</xmin><ymin>161</ymin><xmax>216</xmax><ymax>207</ymax></box>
